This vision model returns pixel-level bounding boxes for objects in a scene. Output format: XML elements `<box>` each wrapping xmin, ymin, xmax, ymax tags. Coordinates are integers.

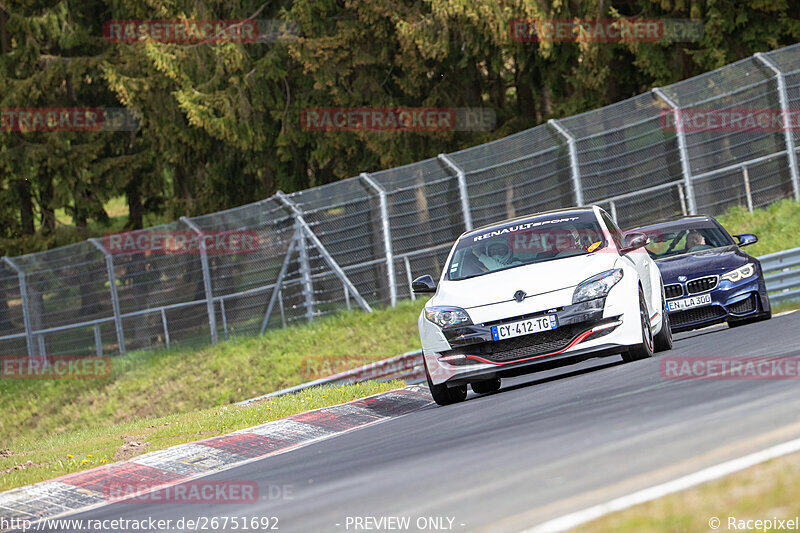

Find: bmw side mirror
<box><xmin>412</xmin><ymin>275</ymin><xmax>437</xmax><ymax>294</ymax></box>
<box><xmin>621</xmin><ymin>232</ymin><xmax>649</xmax><ymax>254</ymax></box>
<box><xmin>734</xmin><ymin>234</ymin><xmax>758</xmax><ymax>247</ymax></box>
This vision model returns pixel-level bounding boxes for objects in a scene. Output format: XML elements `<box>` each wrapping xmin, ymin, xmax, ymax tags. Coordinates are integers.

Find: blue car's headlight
<box><xmin>424</xmin><ymin>306</ymin><xmax>472</xmax><ymax>328</ymax></box>
<box><xmin>573</xmin><ymin>269</ymin><xmax>624</xmax><ymax>304</ymax></box>
<box><xmin>720</xmin><ymin>263</ymin><xmax>756</xmax><ymax>283</ymax></box>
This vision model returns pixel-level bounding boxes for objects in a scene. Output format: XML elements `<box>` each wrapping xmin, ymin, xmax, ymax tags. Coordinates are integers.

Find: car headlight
<box><xmin>424</xmin><ymin>306</ymin><xmax>472</xmax><ymax>328</ymax></box>
<box><xmin>573</xmin><ymin>269</ymin><xmax>624</xmax><ymax>304</ymax></box>
<box><xmin>721</xmin><ymin>263</ymin><xmax>756</xmax><ymax>283</ymax></box>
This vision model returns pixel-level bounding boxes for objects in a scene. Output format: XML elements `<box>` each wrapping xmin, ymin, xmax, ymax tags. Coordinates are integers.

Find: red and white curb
<box><xmin>0</xmin><ymin>385</ymin><xmax>432</xmax><ymax>528</ymax></box>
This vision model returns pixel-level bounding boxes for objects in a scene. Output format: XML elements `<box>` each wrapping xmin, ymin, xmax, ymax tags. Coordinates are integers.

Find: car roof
<box><xmin>627</xmin><ymin>215</ymin><xmax>719</xmax><ymax>232</ymax></box>
<box><xmin>461</xmin><ymin>206</ymin><xmax>598</xmax><ymax>238</ymax></box>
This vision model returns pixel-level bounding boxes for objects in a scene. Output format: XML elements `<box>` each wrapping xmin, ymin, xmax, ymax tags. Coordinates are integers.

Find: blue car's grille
<box><xmin>670</xmin><ymin>305</ymin><xmax>726</xmax><ymax>327</ymax></box>
<box><xmin>686</xmin><ymin>276</ymin><xmax>718</xmax><ymax>294</ymax></box>
<box><xmin>664</xmin><ymin>284</ymin><xmax>683</xmax><ymax>299</ymax></box>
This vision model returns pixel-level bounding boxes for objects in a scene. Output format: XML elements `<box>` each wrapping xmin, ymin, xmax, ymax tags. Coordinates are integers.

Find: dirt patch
<box><xmin>1</xmin><ymin>460</ymin><xmax>47</xmax><ymax>475</ymax></box>
<box><xmin>0</xmin><ymin>449</ymin><xmax>15</xmax><ymax>457</ymax></box>
<box><xmin>113</xmin><ymin>435</ymin><xmax>150</xmax><ymax>462</ymax></box>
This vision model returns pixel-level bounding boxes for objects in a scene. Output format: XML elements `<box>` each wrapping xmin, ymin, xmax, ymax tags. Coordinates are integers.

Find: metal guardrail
<box><xmin>761</xmin><ymin>247</ymin><xmax>800</xmax><ymax>304</ymax></box>
<box><xmin>235</xmin><ymin>350</ymin><xmax>424</xmax><ymax>404</ymax></box>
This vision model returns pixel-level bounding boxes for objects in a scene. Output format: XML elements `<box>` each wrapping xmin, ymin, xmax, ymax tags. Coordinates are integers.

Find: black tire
<box><xmin>425</xmin><ymin>360</ymin><xmax>467</xmax><ymax>406</ymax></box>
<box><xmin>622</xmin><ymin>288</ymin><xmax>655</xmax><ymax>362</ymax></box>
<box><xmin>471</xmin><ymin>378</ymin><xmax>501</xmax><ymax>395</ymax></box>
<box><xmin>653</xmin><ymin>294</ymin><xmax>673</xmax><ymax>353</ymax></box>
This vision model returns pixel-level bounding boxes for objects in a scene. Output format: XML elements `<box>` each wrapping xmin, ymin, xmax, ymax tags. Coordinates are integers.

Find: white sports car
<box><xmin>414</xmin><ymin>206</ymin><xmax>672</xmax><ymax>405</ymax></box>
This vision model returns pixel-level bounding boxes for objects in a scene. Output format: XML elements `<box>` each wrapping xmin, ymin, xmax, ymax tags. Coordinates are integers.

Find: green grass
<box><xmin>0</xmin><ymin>380</ymin><xmax>403</xmax><ymax>491</ymax></box>
<box><xmin>0</xmin><ymin>299</ymin><xmax>425</xmax><ymax>450</ymax></box>
<box><xmin>580</xmin><ymin>449</ymin><xmax>800</xmax><ymax>532</ymax></box>
<box><xmin>717</xmin><ymin>198</ymin><xmax>800</xmax><ymax>257</ymax></box>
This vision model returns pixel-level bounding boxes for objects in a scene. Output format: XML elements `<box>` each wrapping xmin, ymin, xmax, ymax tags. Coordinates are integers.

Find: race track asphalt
<box><xmin>60</xmin><ymin>312</ymin><xmax>800</xmax><ymax>532</ymax></box>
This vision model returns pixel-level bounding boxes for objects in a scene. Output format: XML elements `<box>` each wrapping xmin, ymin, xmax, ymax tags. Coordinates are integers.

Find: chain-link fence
<box><xmin>3</xmin><ymin>43</ymin><xmax>800</xmax><ymax>358</ymax></box>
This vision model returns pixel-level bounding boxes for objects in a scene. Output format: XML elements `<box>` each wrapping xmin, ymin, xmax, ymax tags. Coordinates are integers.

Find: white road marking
<box><xmin>522</xmin><ymin>436</ymin><xmax>800</xmax><ymax>533</ymax></box>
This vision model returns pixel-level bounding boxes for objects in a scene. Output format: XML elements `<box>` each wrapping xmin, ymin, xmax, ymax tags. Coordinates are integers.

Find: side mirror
<box><xmin>411</xmin><ymin>275</ymin><xmax>437</xmax><ymax>294</ymax></box>
<box><xmin>734</xmin><ymin>233</ymin><xmax>758</xmax><ymax>247</ymax></box>
<box><xmin>621</xmin><ymin>232</ymin><xmax>649</xmax><ymax>254</ymax></box>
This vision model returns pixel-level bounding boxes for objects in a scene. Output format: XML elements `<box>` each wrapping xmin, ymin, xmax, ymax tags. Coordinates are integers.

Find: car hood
<box><xmin>431</xmin><ymin>252</ymin><xmax>619</xmax><ymax>310</ymax></box>
<box><xmin>655</xmin><ymin>245</ymin><xmax>750</xmax><ymax>281</ymax></box>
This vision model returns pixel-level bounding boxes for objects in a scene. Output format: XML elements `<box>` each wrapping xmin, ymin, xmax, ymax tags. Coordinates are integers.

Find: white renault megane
<box><xmin>413</xmin><ymin>206</ymin><xmax>672</xmax><ymax>405</ymax></box>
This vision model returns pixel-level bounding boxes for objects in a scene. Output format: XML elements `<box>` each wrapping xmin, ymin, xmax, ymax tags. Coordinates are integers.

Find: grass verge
<box><xmin>717</xmin><ymin>198</ymin><xmax>800</xmax><ymax>256</ymax></box>
<box><xmin>0</xmin><ymin>380</ymin><xmax>403</xmax><ymax>491</ymax></box>
<box><xmin>580</xmin><ymin>449</ymin><xmax>800</xmax><ymax>532</ymax></box>
<box><xmin>0</xmin><ymin>299</ymin><xmax>425</xmax><ymax>459</ymax></box>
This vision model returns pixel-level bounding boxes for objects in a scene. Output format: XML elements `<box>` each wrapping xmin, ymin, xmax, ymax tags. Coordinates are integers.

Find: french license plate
<box><xmin>667</xmin><ymin>293</ymin><xmax>712</xmax><ymax>312</ymax></box>
<box><xmin>491</xmin><ymin>315</ymin><xmax>558</xmax><ymax>341</ymax></box>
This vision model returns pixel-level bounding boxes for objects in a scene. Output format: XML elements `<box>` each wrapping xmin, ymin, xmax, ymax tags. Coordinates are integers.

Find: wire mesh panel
<box><xmin>189</xmin><ymin>197</ymin><xmax>298</xmax><ymax>337</ymax></box>
<box><xmin>0</xmin><ymin>262</ymin><xmax>26</xmax><ymax>356</ymax></box>
<box><xmin>449</xmin><ymin>126</ymin><xmax>574</xmax><ymax>228</ymax></box>
<box><xmin>11</xmin><ymin>242</ymin><xmax>111</xmax><ymax>355</ymax></box>
<box><xmin>370</xmin><ymin>158</ymin><xmax>463</xmax><ymax>297</ymax></box>
<box><xmin>563</xmin><ymin>92</ymin><xmax>685</xmax><ymax>225</ymax></box>
<box><xmin>765</xmin><ymin>46</ymin><xmax>800</xmax><ymax>170</ymax></box>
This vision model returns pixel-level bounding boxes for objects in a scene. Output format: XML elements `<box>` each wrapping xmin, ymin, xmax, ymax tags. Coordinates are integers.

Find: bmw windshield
<box><xmin>642</xmin><ymin>222</ymin><xmax>735</xmax><ymax>259</ymax></box>
<box><xmin>446</xmin><ymin>212</ymin><xmax>608</xmax><ymax>281</ymax></box>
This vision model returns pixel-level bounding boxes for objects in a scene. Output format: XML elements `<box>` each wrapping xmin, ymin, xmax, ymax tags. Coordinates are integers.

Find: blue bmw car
<box><xmin>629</xmin><ymin>216</ymin><xmax>771</xmax><ymax>333</ymax></box>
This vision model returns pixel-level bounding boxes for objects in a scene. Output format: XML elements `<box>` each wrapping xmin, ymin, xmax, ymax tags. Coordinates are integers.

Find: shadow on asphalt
<box><xmin>466</xmin><ymin>358</ymin><xmax>627</xmax><ymax>401</ymax></box>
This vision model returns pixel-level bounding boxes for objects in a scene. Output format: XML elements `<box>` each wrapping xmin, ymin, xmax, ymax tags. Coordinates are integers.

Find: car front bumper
<box><xmin>666</xmin><ymin>275</ymin><xmax>770</xmax><ymax>332</ymax></box>
<box><xmin>420</xmin><ymin>279</ymin><xmax>650</xmax><ymax>386</ymax></box>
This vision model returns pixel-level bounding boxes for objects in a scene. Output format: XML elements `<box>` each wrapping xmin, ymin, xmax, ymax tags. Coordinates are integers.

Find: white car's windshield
<box><xmin>446</xmin><ymin>212</ymin><xmax>608</xmax><ymax>281</ymax></box>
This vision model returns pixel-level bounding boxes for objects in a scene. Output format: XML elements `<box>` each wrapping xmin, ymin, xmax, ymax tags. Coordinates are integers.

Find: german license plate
<box><xmin>491</xmin><ymin>315</ymin><xmax>558</xmax><ymax>341</ymax></box>
<box><xmin>667</xmin><ymin>293</ymin><xmax>712</xmax><ymax>312</ymax></box>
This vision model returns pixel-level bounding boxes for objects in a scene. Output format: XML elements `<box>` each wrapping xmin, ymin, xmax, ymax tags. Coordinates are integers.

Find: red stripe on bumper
<box><xmin>465</xmin><ymin>329</ymin><xmax>596</xmax><ymax>366</ymax></box>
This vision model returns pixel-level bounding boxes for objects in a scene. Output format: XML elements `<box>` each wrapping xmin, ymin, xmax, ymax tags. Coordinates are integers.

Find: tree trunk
<box><xmin>17</xmin><ymin>179</ymin><xmax>35</xmax><ymax>235</ymax></box>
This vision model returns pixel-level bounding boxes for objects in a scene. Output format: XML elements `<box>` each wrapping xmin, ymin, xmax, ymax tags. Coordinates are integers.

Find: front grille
<box><xmin>686</xmin><ymin>276</ymin><xmax>718</xmax><ymax>294</ymax></box>
<box><xmin>728</xmin><ymin>294</ymin><xmax>756</xmax><ymax>315</ymax></box>
<box><xmin>669</xmin><ymin>305</ymin><xmax>726</xmax><ymax>327</ymax></box>
<box><xmin>664</xmin><ymin>284</ymin><xmax>684</xmax><ymax>299</ymax></box>
<box><xmin>483</xmin><ymin>324</ymin><xmax>586</xmax><ymax>363</ymax></box>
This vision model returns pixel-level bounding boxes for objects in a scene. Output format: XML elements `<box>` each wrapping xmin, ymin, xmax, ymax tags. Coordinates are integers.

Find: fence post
<box><xmin>652</xmin><ymin>87</ymin><xmax>698</xmax><ymax>215</ymax></box>
<box><xmin>403</xmin><ymin>256</ymin><xmax>416</xmax><ymax>301</ymax></box>
<box><xmin>755</xmin><ymin>52</ymin><xmax>800</xmax><ymax>201</ymax></box>
<box><xmin>361</xmin><ymin>172</ymin><xmax>397</xmax><ymax>307</ymax></box>
<box><xmin>260</xmin><ymin>228</ymin><xmax>299</xmax><ymax>333</ymax></box>
<box><xmin>275</xmin><ymin>191</ymin><xmax>372</xmax><ymax>314</ymax></box>
<box><xmin>93</xmin><ymin>324</ymin><xmax>103</xmax><ymax>356</ymax></box>
<box><xmin>89</xmin><ymin>239</ymin><xmax>126</xmax><ymax>354</ymax></box>
<box><xmin>296</xmin><ymin>219</ymin><xmax>315</xmax><ymax>321</ymax></box>
<box><xmin>743</xmin><ymin>166</ymin><xmax>754</xmax><ymax>213</ymax></box>
<box><xmin>180</xmin><ymin>217</ymin><xmax>218</xmax><ymax>345</ymax></box>
<box><xmin>160</xmin><ymin>308</ymin><xmax>171</xmax><ymax>350</ymax></box>
<box><xmin>1</xmin><ymin>257</ymin><xmax>34</xmax><ymax>358</ymax></box>
<box><xmin>547</xmin><ymin>119</ymin><xmax>584</xmax><ymax>207</ymax></box>
<box><xmin>437</xmin><ymin>154</ymin><xmax>473</xmax><ymax>231</ymax></box>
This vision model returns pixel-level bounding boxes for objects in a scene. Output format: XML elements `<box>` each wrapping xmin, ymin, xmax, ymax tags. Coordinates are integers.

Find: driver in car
<box><xmin>477</xmin><ymin>241</ymin><xmax>512</xmax><ymax>270</ymax></box>
<box><xmin>685</xmin><ymin>230</ymin><xmax>707</xmax><ymax>251</ymax></box>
